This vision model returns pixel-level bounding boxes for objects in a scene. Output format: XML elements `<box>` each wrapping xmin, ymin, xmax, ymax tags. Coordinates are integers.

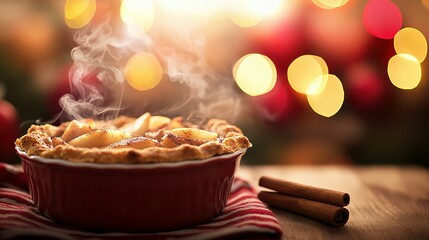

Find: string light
<box><xmin>233</xmin><ymin>53</ymin><xmax>277</xmax><ymax>96</ymax></box>
<box><xmin>387</xmin><ymin>54</ymin><xmax>422</xmax><ymax>90</ymax></box>
<box><xmin>307</xmin><ymin>74</ymin><xmax>344</xmax><ymax>117</ymax></box>
<box><xmin>64</xmin><ymin>0</ymin><xmax>96</xmax><ymax>29</ymax></box>
<box><xmin>120</xmin><ymin>0</ymin><xmax>155</xmax><ymax>35</ymax></box>
<box><xmin>394</xmin><ymin>27</ymin><xmax>427</xmax><ymax>63</ymax></box>
<box><xmin>312</xmin><ymin>0</ymin><xmax>348</xmax><ymax>9</ymax></box>
<box><xmin>157</xmin><ymin>0</ymin><xmax>218</xmax><ymax>16</ymax></box>
<box><xmin>124</xmin><ymin>52</ymin><xmax>163</xmax><ymax>91</ymax></box>
<box><xmin>229</xmin><ymin>0</ymin><xmax>282</xmax><ymax>27</ymax></box>
<box><xmin>287</xmin><ymin>55</ymin><xmax>329</xmax><ymax>95</ymax></box>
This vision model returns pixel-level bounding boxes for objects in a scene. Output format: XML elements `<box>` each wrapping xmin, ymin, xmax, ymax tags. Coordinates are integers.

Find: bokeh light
<box><xmin>120</xmin><ymin>0</ymin><xmax>155</xmax><ymax>35</ymax></box>
<box><xmin>307</xmin><ymin>74</ymin><xmax>344</xmax><ymax>117</ymax></box>
<box><xmin>312</xmin><ymin>0</ymin><xmax>348</xmax><ymax>9</ymax></box>
<box><xmin>387</xmin><ymin>54</ymin><xmax>422</xmax><ymax>90</ymax></box>
<box><xmin>233</xmin><ymin>53</ymin><xmax>277</xmax><ymax>96</ymax></box>
<box><xmin>363</xmin><ymin>0</ymin><xmax>402</xmax><ymax>39</ymax></box>
<box><xmin>64</xmin><ymin>0</ymin><xmax>96</xmax><ymax>29</ymax></box>
<box><xmin>124</xmin><ymin>52</ymin><xmax>163</xmax><ymax>91</ymax></box>
<box><xmin>249</xmin><ymin>0</ymin><xmax>282</xmax><ymax>16</ymax></box>
<box><xmin>157</xmin><ymin>0</ymin><xmax>218</xmax><ymax>16</ymax></box>
<box><xmin>229</xmin><ymin>0</ymin><xmax>282</xmax><ymax>28</ymax></box>
<box><xmin>287</xmin><ymin>55</ymin><xmax>329</xmax><ymax>95</ymax></box>
<box><xmin>394</xmin><ymin>27</ymin><xmax>427</xmax><ymax>63</ymax></box>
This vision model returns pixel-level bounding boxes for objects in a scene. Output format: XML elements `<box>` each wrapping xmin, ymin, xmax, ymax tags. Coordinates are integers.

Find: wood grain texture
<box><xmin>237</xmin><ymin>165</ymin><xmax>429</xmax><ymax>240</ymax></box>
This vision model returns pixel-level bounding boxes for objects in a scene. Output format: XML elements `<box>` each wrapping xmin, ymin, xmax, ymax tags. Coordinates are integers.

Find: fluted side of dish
<box><xmin>18</xmin><ymin>149</ymin><xmax>245</xmax><ymax>232</ymax></box>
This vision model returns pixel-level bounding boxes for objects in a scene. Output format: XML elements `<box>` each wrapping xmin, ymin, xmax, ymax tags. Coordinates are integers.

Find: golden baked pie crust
<box><xmin>15</xmin><ymin>116</ymin><xmax>251</xmax><ymax>163</ymax></box>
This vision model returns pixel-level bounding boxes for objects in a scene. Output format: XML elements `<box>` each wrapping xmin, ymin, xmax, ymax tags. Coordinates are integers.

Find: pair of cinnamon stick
<box><xmin>258</xmin><ymin>176</ymin><xmax>350</xmax><ymax>227</ymax></box>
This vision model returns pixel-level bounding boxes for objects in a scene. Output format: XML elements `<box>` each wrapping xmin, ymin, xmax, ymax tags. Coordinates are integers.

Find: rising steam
<box><xmin>60</xmin><ymin>22</ymin><xmax>129</xmax><ymax>120</ymax></box>
<box><xmin>60</xmin><ymin>4</ymin><xmax>242</xmax><ymax>123</ymax></box>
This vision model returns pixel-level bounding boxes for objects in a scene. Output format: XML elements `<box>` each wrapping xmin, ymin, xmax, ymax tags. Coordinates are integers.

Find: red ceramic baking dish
<box><xmin>16</xmin><ymin>148</ymin><xmax>246</xmax><ymax>232</ymax></box>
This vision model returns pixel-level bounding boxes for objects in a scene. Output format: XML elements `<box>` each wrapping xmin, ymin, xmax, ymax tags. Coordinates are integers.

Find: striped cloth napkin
<box><xmin>0</xmin><ymin>163</ymin><xmax>282</xmax><ymax>240</ymax></box>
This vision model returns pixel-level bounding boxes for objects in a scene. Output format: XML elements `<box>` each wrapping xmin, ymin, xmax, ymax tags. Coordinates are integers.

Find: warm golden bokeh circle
<box><xmin>312</xmin><ymin>0</ymin><xmax>348</xmax><ymax>9</ymax></box>
<box><xmin>394</xmin><ymin>27</ymin><xmax>427</xmax><ymax>63</ymax></box>
<box><xmin>307</xmin><ymin>74</ymin><xmax>344</xmax><ymax>117</ymax></box>
<box><xmin>233</xmin><ymin>53</ymin><xmax>277</xmax><ymax>96</ymax></box>
<box><xmin>387</xmin><ymin>54</ymin><xmax>422</xmax><ymax>90</ymax></box>
<box><xmin>124</xmin><ymin>52</ymin><xmax>163</xmax><ymax>91</ymax></box>
<box><xmin>287</xmin><ymin>55</ymin><xmax>329</xmax><ymax>95</ymax></box>
<box><xmin>120</xmin><ymin>0</ymin><xmax>155</xmax><ymax>35</ymax></box>
<box><xmin>64</xmin><ymin>0</ymin><xmax>96</xmax><ymax>29</ymax></box>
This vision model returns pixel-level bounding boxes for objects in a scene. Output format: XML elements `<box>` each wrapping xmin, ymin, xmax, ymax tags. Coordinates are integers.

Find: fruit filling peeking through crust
<box><xmin>15</xmin><ymin>113</ymin><xmax>251</xmax><ymax>163</ymax></box>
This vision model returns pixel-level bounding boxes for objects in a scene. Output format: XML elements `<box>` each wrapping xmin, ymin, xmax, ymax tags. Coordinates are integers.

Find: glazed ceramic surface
<box><xmin>17</xmin><ymin>148</ymin><xmax>246</xmax><ymax>232</ymax></box>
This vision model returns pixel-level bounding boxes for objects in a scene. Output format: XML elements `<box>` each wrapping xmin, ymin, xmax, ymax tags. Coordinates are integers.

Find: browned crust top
<box><xmin>15</xmin><ymin>116</ymin><xmax>251</xmax><ymax>164</ymax></box>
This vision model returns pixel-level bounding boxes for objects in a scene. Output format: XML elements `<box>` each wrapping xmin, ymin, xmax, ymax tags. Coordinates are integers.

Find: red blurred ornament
<box><xmin>0</xmin><ymin>99</ymin><xmax>20</xmax><ymax>162</ymax></box>
<box><xmin>363</xmin><ymin>0</ymin><xmax>402</xmax><ymax>40</ymax></box>
<box><xmin>344</xmin><ymin>63</ymin><xmax>391</xmax><ymax>113</ymax></box>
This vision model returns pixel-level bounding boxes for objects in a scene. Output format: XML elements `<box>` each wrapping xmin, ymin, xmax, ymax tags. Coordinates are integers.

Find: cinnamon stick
<box><xmin>259</xmin><ymin>176</ymin><xmax>350</xmax><ymax>207</ymax></box>
<box><xmin>258</xmin><ymin>191</ymin><xmax>349</xmax><ymax>227</ymax></box>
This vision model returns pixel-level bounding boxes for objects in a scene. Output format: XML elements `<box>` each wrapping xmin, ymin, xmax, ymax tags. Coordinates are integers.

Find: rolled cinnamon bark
<box><xmin>259</xmin><ymin>176</ymin><xmax>350</xmax><ymax>207</ymax></box>
<box><xmin>258</xmin><ymin>191</ymin><xmax>349</xmax><ymax>227</ymax></box>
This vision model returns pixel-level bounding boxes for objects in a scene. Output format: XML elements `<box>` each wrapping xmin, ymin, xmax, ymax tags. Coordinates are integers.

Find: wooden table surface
<box><xmin>237</xmin><ymin>165</ymin><xmax>429</xmax><ymax>240</ymax></box>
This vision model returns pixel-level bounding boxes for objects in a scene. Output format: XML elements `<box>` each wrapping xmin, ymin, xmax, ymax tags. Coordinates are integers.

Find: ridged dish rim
<box><xmin>16</xmin><ymin>147</ymin><xmax>246</xmax><ymax>169</ymax></box>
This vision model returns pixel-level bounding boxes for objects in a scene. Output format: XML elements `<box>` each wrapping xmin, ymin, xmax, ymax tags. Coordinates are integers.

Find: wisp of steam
<box><xmin>59</xmin><ymin>5</ymin><xmax>242</xmax><ymax>124</ymax></box>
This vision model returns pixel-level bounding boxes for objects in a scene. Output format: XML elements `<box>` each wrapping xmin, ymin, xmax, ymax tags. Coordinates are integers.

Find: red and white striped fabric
<box><xmin>0</xmin><ymin>163</ymin><xmax>282</xmax><ymax>240</ymax></box>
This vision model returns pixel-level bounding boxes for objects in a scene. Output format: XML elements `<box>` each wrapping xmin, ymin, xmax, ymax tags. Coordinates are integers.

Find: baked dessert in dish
<box><xmin>15</xmin><ymin>113</ymin><xmax>251</xmax><ymax>164</ymax></box>
<box><xmin>15</xmin><ymin>113</ymin><xmax>251</xmax><ymax>231</ymax></box>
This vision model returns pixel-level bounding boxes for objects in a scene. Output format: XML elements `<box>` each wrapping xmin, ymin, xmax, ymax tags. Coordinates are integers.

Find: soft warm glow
<box><xmin>307</xmin><ymin>74</ymin><xmax>344</xmax><ymax>117</ymax></box>
<box><xmin>423</xmin><ymin>0</ymin><xmax>429</xmax><ymax>9</ymax></box>
<box><xmin>120</xmin><ymin>0</ymin><xmax>155</xmax><ymax>35</ymax></box>
<box><xmin>250</xmin><ymin>0</ymin><xmax>282</xmax><ymax>16</ymax></box>
<box><xmin>64</xmin><ymin>0</ymin><xmax>96</xmax><ymax>29</ymax></box>
<box><xmin>157</xmin><ymin>0</ymin><xmax>219</xmax><ymax>16</ymax></box>
<box><xmin>124</xmin><ymin>52</ymin><xmax>163</xmax><ymax>91</ymax></box>
<box><xmin>387</xmin><ymin>54</ymin><xmax>422</xmax><ymax>90</ymax></box>
<box><xmin>394</xmin><ymin>27</ymin><xmax>427</xmax><ymax>63</ymax></box>
<box><xmin>363</xmin><ymin>0</ymin><xmax>402</xmax><ymax>39</ymax></box>
<box><xmin>233</xmin><ymin>53</ymin><xmax>277</xmax><ymax>96</ymax></box>
<box><xmin>307</xmin><ymin>75</ymin><xmax>327</xmax><ymax>95</ymax></box>
<box><xmin>229</xmin><ymin>0</ymin><xmax>282</xmax><ymax>27</ymax></box>
<box><xmin>312</xmin><ymin>0</ymin><xmax>348</xmax><ymax>9</ymax></box>
<box><xmin>287</xmin><ymin>55</ymin><xmax>329</xmax><ymax>95</ymax></box>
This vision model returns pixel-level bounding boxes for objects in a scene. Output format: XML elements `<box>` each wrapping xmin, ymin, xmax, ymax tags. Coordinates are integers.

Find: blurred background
<box><xmin>0</xmin><ymin>0</ymin><xmax>428</xmax><ymax>166</ymax></box>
